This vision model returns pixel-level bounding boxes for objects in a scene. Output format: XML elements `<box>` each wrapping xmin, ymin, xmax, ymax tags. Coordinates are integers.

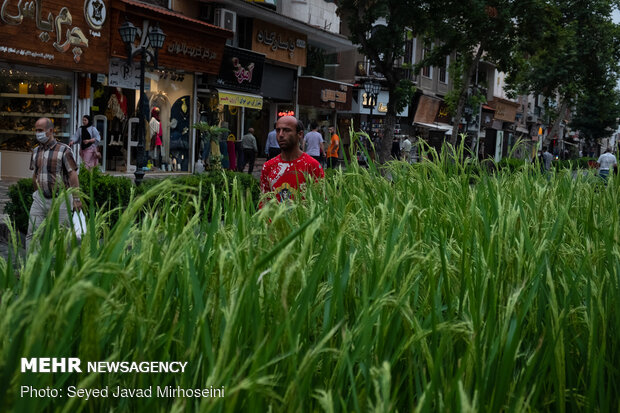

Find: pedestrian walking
<box><xmin>326</xmin><ymin>126</ymin><xmax>340</xmax><ymax>168</ymax></box>
<box><xmin>28</xmin><ymin>117</ymin><xmax>81</xmax><ymax>251</ymax></box>
<box><xmin>239</xmin><ymin>128</ymin><xmax>258</xmax><ymax>173</ymax></box>
<box><xmin>70</xmin><ymin>115</ymin><xmax>100</xmax><ymax>169</ymax></box>
<box><xmin>596</xmin><ymin>147</ymin><xmax>617</xmax><ymax>183</ymax></box>
<box><xmin>302</xmin><ymin>121</ymin><xmax>325</xmax><ymax>164</ymax></box>
<box><xmin>541</xmin><ymin>146</ymin><xmax>553</xmax><ymax>172</ymax></box>
<box><xmin>265</xmin><ymin>123</ymin><xmax>281</xmax><ymax>160</ymax></box>
<box><xmin>401</xmin><ymin>136</ymin><xmax>412</xmax><ymax>163</ymax></box>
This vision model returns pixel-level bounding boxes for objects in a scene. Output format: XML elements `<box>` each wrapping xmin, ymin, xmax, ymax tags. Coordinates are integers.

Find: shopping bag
<box><xmin>72</xmin><ymin>210</ymin><xmax>87</xmax><ymax>240</ymax></box>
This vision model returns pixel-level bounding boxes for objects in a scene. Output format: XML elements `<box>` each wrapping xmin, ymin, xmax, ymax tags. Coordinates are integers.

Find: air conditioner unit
<box><xmin>215</xmin><ymin>8</ymin><xmax>236</xmax><ymax>33</ymax></box>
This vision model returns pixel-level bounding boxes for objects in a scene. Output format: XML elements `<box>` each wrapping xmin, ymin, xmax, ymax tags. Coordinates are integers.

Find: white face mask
<box><xmin>35</xmin><ymin>131</ymin><xmax>48</xmax><ymax>143</ymax></box>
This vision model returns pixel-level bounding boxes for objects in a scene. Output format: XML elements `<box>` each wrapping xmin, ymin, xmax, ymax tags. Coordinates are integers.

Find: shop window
<box><xmin>0</xmin><ymin>65</ymin><xmax>73</xmax><ymax>152</ymax></box>
<box><xmin>439</xmin><ymin>55</ymin><xmax>449</xmax><ymax>83</ymax></box>
<box><xmin>421</xmin><ymin>43</ymin><xmax>432</xmax><ymax>79</ymax></box>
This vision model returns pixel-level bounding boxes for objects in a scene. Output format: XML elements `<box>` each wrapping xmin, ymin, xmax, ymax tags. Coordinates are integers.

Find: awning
<box><xmin>415</xmin><ymin>121</ymin><xmax>453</xmax><ymax>133</ymax></box>
<box><xmin>217</xmin><ymin>89</ymin><xmax>263</xmax><ymax>109</ymax></box>
<box><xmin>482</xmin><ymin>104</ymin><xmax>496</xmax><ymax>111</ymax></box>
<box><xmin>516</xmin><ymin>126</ymin><xmax>529</xmax><ymax>134</ymax></box>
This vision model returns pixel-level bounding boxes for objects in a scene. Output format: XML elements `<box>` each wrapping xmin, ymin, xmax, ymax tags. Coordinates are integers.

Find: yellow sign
<box><xmin>218</xmin><ymin>91</ymin><xmax>263</xmax><ymax>109</ymax></box>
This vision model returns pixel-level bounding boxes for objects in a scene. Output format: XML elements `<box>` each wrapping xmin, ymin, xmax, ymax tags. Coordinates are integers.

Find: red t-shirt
<box><xmin>260</xmin><ymin>152</ymin><xmax>324</xmax><ymax>203</ymax></box>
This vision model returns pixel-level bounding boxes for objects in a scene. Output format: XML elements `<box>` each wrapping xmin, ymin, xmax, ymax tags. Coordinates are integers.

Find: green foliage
<box><xmin>137</xmin><ymin>170</ymin><xmax>260</xmax><ymax>215</ymax></box>
<box><xmin>554</xmin><ymin>157</ymin><xmax>598</xmax><ymax>170</ymax></box>
<box><xmin>3</xmin><ymin>178</ymin><xmax>35</xmax><ymax>235</ymax></box>
<box><xmin>78</xmin><ymin>167</ymin><xmax>133</xmax><ymax>226</ymax></box>
<box><xmin>2</xmin><ymin>161</ymin><xmax>620</xmax><ymax>411</ymax></box>
<box><xmin>497</xmin><ymin>157</ymin><xmax>528</xmax><ymax>172</ymax></box>
<box><xmin>3</xmin><ymin>170</ymin><xmax>133</xmax><ymax>234</ymax></box>
<box><xmin>4</xmin><ymin>169</ymin><xmax>258</xmax><ymax>234</ymax></box>
<box><xmin>192</xmin><ymin>121</ymin><xmax>230</xmax><ymax>144</ymax></box>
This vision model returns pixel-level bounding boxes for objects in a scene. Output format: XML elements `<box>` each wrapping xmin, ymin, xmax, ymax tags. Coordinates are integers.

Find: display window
<box><xmin>0</xmin><ymin>64</ymin><xmax>73</xmax><ymax>152</ymax></box>
<box><xmin>147</xmin><ymin>71</ymin><xmax>194</xmax><ymax>171</ymax></box>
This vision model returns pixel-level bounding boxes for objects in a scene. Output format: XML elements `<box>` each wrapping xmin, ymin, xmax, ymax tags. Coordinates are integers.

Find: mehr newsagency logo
<box><xmin>20</xmin><ymin>357</ymin><xmax>225</xmax><ymax>399</ymax></box>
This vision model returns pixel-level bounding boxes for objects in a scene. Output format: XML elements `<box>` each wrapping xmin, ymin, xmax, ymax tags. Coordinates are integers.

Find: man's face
<box><xmin>34</xmin><ymin>119</ymin><xmax>52</xmax><ymax>142</ymax></box>
<box><xmin>276</xmin><ymin>116</ymin><xmax>301</xmax><ymax>151</ymax></box>
<box><xmin>328</xmin><ymin>127</ymin><xmax>334</xmax><ymax>135</ymax></box>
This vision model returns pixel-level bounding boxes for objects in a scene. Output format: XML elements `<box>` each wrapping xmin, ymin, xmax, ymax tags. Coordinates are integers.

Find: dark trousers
<box><xmin>241</xmin><ymin>149</ymin><xmax>256</xmax><ymax>173</ymax></box>
<box><xmin>268</xmin><ymin>148</ymin><xmax>281</xmax><ymax>160</ymax></box>
<box><xmin>327</xmin><ymin>156</ymin><xmax>338</xmax><ymax>168</ymax></box>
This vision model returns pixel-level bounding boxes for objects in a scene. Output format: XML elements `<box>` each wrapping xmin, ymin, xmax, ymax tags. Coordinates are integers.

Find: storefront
<box><xmin>411</xmin><ymin>94</ymin><xmax>446</xmax><ymax>151</ymax></box>
<box><xmin>251</xmin><ymin>19</ymin><xmax>306</xmax><ymax>150</ymax></box>
<box><xmin>0</xmin><ymin>0</ymin><xmax>110</xmax><ymax>178</ymax></box>
<box><xmin>298</xmin><ymin>75</ymin><xmax>352</xmax><ymax>137</ymax></box>
<box><xmin>484</xmin><ymin>97</ymin><xmax>518</xmax><ymax>160</ymax></box>
<box><xmin>197</xmin><ymin>45</ymin><xmax>264</xmax><ymax>169</ymax></box>
<box><xmin>105</xmin><ymin>0</ymin><xmax>230</xmax><ymax>172</ymax></box>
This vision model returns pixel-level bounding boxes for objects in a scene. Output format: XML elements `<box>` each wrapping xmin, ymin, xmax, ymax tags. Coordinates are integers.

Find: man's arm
<box><xmin>68</xmin><ymin>170</ymin><xmax>82</xmax><ymax>210</ymax></box>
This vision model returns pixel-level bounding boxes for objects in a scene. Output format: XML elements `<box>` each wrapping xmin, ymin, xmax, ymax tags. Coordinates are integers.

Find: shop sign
<box><xmin>298</xmin><ymin>76</ymin><xmax>351</xmax><ymax>111</ymax></box>
<box><xmin>252</xmin><ymin>19</ymin><xmax>306</xmax><ymax>67</ymax></box>
<box><xmin>321</xmin><ymin>89</ymin><xmax>346</xmax><ymax>104</ymax></box>
<box><xmin>491</xmin><ymin>98</ymin><xmax>518</xmax><ymax>122</ymax></box>
<box><xmin>278</xmin><ymin>110</ymin><xmax>294</xmax><ymax>118</ymax></box>
<box><xmin>218</xmin><ymin>91</ymin><xmax>262</xmax><ymax>109</ymax></box>
<box><xmin>413</xmin><ymin>95</ymin><xmax>441</xmax><ymax>124</ymax></box>
<box><xmin>354</xmin><ymin>90</ymin><xmax>408</xmax><ymax>116</ymax></box>
<box><xmin>110</xmin><ymin>5</ymin><xmax>230</xmax><ymax>75</ymax></box>
<box><xmin>435</xmin><ymin>102</ymin><xmax>451</xmax><ymax>123</ymax></box>
<box><xmin>0</xmin><ymin>0</ymin><xmax>110</xmax><ymax>71</ymax></box>
<box><xmin>108</xmin><ymin>57</ymin><xmax>140</xmax><ymax>89</ymax></box>
<box><xmin>216</xmin><ymin>45</ymin><xmax>264</xmax><ymax>93</ymax></box>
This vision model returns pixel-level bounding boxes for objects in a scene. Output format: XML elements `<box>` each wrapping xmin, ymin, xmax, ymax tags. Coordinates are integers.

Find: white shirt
<box><xmin>304</xmin><ymin>131</ymin><xmax>324</xmax><ymax>156</ymax></box>
<box><xmin>401</xmin><ymin>139</ymin><xmax>412</xmax><ymax>152</ymax></box>
<box><xmin>597</xmin><ymin>152</ymin><xmax>617</xmax><ymax>171</ymax></box>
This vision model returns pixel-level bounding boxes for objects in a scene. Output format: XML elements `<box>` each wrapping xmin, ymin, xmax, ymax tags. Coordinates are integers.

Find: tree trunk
<box><xmin>545</xmin><ymin>99</ymin><xmax>568</xmax><ymax>148</ymax></box>
<box><xmin>379</xmin><ymin>113</ymin><xmax>396</xmax><ymax>163</ymax></box>
<box><xmin>450</xmin><ymin>47</ymin><xmax>484</xmax><ymax>146</ymax></box>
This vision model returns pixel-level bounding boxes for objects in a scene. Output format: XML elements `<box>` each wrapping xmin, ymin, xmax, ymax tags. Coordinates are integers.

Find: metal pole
<box><xmin>135</xmin><ymin>48</ymin><xmax>147</xmax><ymax>185</ymax></box>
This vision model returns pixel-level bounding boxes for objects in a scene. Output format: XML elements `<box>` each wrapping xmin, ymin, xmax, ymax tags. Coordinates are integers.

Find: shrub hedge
<box><xmin>4</xmin><ymin>169</ymin><xmax>259</xmax><ymax>234</ymax></box>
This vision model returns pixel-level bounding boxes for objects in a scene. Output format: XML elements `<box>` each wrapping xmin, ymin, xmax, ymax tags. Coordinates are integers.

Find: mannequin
<box><xmin>149</xmin><ymin>106</ymin><xmax>163</xmax><ymax>167</ymax></box>
<box><xmin>106</xmin><ymin>87</ymin><xmax>127</xmax><ymax>146</ymax></box>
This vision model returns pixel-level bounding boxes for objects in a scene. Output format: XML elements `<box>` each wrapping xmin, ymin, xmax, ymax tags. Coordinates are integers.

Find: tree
<box><xmin>505</xmin><ymin>0</ymin><xmax>620</xmax><ymax>148</ymax></box>
<box><xmin>336</xmin><ymin>0</ymin><xmax>425</xmax><ymax>162</ymax></box>
<box><xmin>421</xmin><ymin>0</ymin><xmax>526</xmax><ymax>146</ymax></box>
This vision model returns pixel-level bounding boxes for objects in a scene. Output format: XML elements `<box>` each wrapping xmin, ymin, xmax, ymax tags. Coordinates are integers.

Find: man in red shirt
<box><xmin>260</xmin><ymin>116</ymin><xmax>324</xmax><ymax>203</ymax></box>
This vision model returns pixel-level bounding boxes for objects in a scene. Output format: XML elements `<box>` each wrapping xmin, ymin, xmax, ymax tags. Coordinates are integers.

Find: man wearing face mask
<box><xmin>27</xmin><ymin>117</ymin><xmax>81</xmax><ymax>251</ymax></box>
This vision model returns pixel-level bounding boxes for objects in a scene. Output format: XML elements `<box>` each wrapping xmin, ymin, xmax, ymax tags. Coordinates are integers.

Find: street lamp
<box><xmin>363</xmin><ymin>80</ymin><xmax>381</xmax><ymax>135</ymax></box>
<box><xmin>118</xmin><ymin>20</ymin><xmax>166</xmax><ymax>185</ymax></box>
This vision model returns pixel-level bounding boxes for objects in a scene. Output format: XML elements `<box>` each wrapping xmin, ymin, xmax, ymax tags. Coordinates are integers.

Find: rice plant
<box><xmin>1</xmin><ymin>153</ymin><xmax>619</xmax><ymax>412</ymax></box>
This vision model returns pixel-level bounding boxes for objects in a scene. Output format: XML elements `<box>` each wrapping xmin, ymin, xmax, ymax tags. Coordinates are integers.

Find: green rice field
<box><xmin>1</xmin><ymin>153</ymin><xmax>619</xmax><ymax>412</ymax></box>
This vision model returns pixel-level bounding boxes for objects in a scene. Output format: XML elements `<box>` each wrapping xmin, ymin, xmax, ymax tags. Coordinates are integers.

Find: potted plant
<box><xmin>192</xmin><ymin>121</ymin><xmax>230</xmax><ymax>169</ymax></box>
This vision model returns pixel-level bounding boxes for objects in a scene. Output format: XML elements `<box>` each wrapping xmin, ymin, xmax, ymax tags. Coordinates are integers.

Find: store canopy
<box><xmin>217</xmin><ymin>89</ymin><xmax>263</xmax><ymax>110</ymax></box>
<box><xmin>516</xmin><ymin>126</ymin><xmax>530</xmax><ymax>134</ymax></box>
<box><xmin>415</xmin><ymin>122</ymin><xmax>453</xmax><ymax>134</ymax></box>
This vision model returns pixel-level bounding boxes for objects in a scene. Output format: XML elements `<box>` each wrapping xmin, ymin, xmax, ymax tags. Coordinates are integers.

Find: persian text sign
<box><xmin>252</xmin><ymin>19</ymin><xmax>306</xmax><ymax>67</ymax></box>
<box><xmin>218</xmin><ymin>91</ymin><xmax>263</xmax><ymax>109</ymax></box>
<box><xmin>109</xmin><ymin>6</ymin><xmax>230</xmax><ymax>75</ymax></box>
<box><xmin>0</xmin><ymin>0</ymin><xmax>110</xmax><ymax>71</ymax></box>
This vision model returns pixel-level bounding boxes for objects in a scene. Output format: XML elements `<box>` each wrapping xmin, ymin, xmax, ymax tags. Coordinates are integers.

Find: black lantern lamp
<box><xmin>118</xmin><ymin>20</ymin><xmax>166</xmax><ymax>185</ymax></box>
<box><xmin>148</xmin><ymin>24</ymin><xmax>166</xmax><ymax>50</ymax></box>
<box><xmin>363</xmin><ymin>80</ymin><xmax>381</xmax><ymax>135</ymax></box>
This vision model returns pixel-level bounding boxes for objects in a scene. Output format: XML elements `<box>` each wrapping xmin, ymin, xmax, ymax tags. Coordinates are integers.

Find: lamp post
<box><xmin>118</xmin><ymin>20</ymin><xmax>166</xmax><ymax>185</ymax></box>
<box><xmin>363</xmin><ymin>80</ymin><xmax>381</xmax><ymax>136</ymax></box>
